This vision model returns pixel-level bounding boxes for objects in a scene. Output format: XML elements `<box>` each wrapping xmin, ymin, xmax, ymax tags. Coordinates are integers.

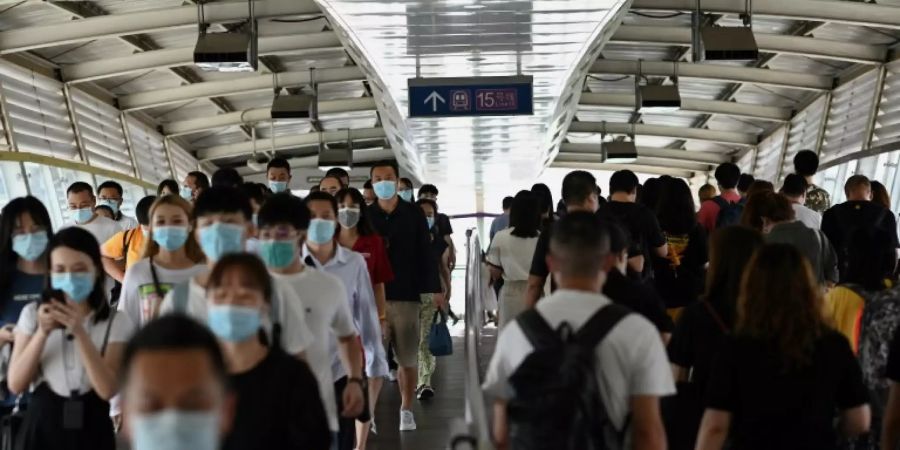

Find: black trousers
<box><xmin>15</xmin><ymin>384</ymin><xmax>114</xmax><ymax>450</ymax></box>
<box><xmin>334</xmin><ymin>376</ymin><xmax>371</xmax><ymax>450</ymax></box>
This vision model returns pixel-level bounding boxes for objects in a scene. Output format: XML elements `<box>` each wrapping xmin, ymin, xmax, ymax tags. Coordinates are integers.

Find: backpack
<box><xmin>712</xmin><ymin>196</ymin><xmax>744</xmax><ymax>229</ymax></box>
<box><xmin>507</xmin><ymin>304</ymin><xmax>630</xmax><ymax>450</ymax></box>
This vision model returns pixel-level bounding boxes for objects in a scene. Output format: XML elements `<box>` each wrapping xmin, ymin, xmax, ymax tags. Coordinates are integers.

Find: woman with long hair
<box><xmin>119</xmin><ymin>195</ymin><xmax>206</xmax><ymax>327</ymax></box>
<box><xmin>653</xmin><ymin>177</ymin><xmax>708</xmax><ymax>309</ymax></box>
<box><xmin>696</xmin><ymin>244</ymin><xmax>870</xmax><ymax>450</ymax></box>
<box><xmin>486</xmin><ymin>190</ymin><xmax>541</xmax><ymax>328</ymax></box>
<box><xmin>665</xmin><ymin>226</ymin><xmax>763</xmax><ymax>449</ymax></box>
<box><xmin>335</xmin><ymin>187</ymin><xmax>393</xmax><ymax>450</ymax></box>
<box><xmin>0</xmin><ymin>197</ymin><xmax>53</xmax><ymax>412</ymax></box>
<box><xmin>530</xmin><ymin>183</ymin><xmax>555</xmax><ymax>228</ymax></box>
<box><xmin>872</xmin><ymin>181</ymin><xmax>891</xmax><ymax>210</ymax></box>
<box><xmin>8</xmin><ymin>227</ymin><xmax>135</xmax><ymax>450</ymax></box>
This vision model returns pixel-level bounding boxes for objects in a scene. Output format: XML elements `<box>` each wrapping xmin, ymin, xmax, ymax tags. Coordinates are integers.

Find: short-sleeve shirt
<box><xmin>705</xmin><ymin>331</ymin><xmax>868</xmax><ymax>450</ymax></box>
<box><xmin>697</xmin><ymin>190</ymin><xmax>742</xmax><ymax>232</ymax></box>
<box><xmin>101</xmin><ymin>228</ymin><xmax>146</xmax><ymax>270</ymax></box>
<box><xmin>118</xmin><ymin>258</ymin><xmax>206</xmax><ymax>326</ymax></box>
<box><xmin>596</xmin><ymin>201</ymin><xmax>667</xmax><ymax>279</ymax></box>
<box><xmin>487</xmin><ymin>228</ymin><xmax>540</xmax><ymax>282</ymax></box>
<box><xmin>435</xmin><ymin>213</ymin><xmax>453</xmax><ymax>237</ymax></box>
<box><xmin>483</xmin><ymin>289</ymin><xmax>675</xmax><ymax>435</ymax></box>
<box><xmin>368</xmin><ymin>201</ymin><xmax>441</xmax><ymax>302</ymax></box>
<box><xmin>2</xmin><ymin>271</ymin><xmax>44</xmax><ymax>326</ymax></box>
<box><xmin>270</xmin><ymin>269</ymin><xmax>357</xmax><ymax>432</ymax></box>
<box><xmin>822</xmin><ymin>200</ymin><xmax>899</xmax><ymax>280</ymax></box>
<box><xmin>66</xmin><ymin>216</ymin><xmax>120</xmax><ymax>248</ymax></box>
<box><xmin>350</xmin><ymin>234</ymin><xmax>394</xmax><ymax>286</ymax></box>
<box><xmin>16</xmin><ymin>303</ymin><xmax>135</xmax><ymax>397</ymax></box>
<box><xmin>667</xmin><ymin>299</ymin><xmax>731</xmax><ymax>390</ymax></box>
<box><xmin>158</xmin><ymin>275</ymin><xmax>314</xmax><ymax>357</ymax></box>
<box><xmin>805</xmin><ymin>184</ymin><xmax>832</xmax><ymax>213</ymax></box>
<box><xmin>528</xmin><ymin>224</ymin><xmax>553</xmax><ymax>279</ymax></box>
<box><xmin>602</xmin><ymin>269</ymin><xmax>673</xmax><ymax>333</ymax></box>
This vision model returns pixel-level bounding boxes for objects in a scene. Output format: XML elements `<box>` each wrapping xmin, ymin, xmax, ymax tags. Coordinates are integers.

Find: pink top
<box><xmin>698</xmin><ymin>190</ymin><xmax>742</xmax><ymax>232</ymax></box>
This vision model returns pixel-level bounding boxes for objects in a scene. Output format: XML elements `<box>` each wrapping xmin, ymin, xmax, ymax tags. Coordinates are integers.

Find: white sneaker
<box><xmin>388</xmin><ymin>369</ymin><xmax>397</xmax><ymax>382</ymax></box>
<box><xmin>399</xmin><ymin>409</ymin><xmax>417</xmax><ymax>431</ymax></box>
<box><xmin>370</xmin><ymin>420</ymin><xmax>377</xmax><ymax>435</ymax></box>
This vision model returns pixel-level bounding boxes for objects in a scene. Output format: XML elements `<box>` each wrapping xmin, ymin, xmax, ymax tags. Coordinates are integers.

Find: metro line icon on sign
<box><xmin>408</xmin><ymin>75</ymin><xmax>534</xmax><ymax>118</ymax></box>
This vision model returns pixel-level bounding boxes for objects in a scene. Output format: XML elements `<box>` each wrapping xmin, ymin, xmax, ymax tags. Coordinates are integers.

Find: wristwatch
<box><xmin>347</xmin><ymin>377</ymin><xmax>368</xmax><ymax>390</ymax></box>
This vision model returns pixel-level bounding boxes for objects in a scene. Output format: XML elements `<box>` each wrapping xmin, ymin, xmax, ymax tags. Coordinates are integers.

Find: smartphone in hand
<box><xmin>40</xmin><ymin>289</ymin><xmax>65</xmax><ymax>305</ymax></box>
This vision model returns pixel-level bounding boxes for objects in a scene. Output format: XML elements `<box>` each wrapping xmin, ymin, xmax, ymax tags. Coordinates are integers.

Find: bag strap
<box><xmin>172</xmin><ymin>282</ymin><xmax>190</xmax><ymax>313</ymax></box>
<box><xmin>122</xmin><ymin>229</ymin><xmax>135</xmax><ymax>256</ymax></box>
<box><xmin>516</xmin><ymin>308</ymin><xmax>560</xmax><ymax>349</ymax></box>
<box><xmin>148</xmin><ymin>256</ymin><xmax>164</xmax><ymax>298</ymax></box>
<box><xmin>574</xmin><ymin>303</ymin><xmax>630</xmax><ymax>349</ymax></box>
<box><xmin>702</xmin><ymin>301</ymin><xmax>729</xmax><ymax>334</ymax></box>
<box><xmin>100</xmin><ymin>307</ymin><xmax>116</xmax><ymax>356</ymax></box>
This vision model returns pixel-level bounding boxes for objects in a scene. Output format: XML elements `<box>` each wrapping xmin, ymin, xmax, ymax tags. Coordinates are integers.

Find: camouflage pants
<box><xmin>417</xmin><ymin>293</ymin><xmax>436</xmax><ymax>387</ymax></box>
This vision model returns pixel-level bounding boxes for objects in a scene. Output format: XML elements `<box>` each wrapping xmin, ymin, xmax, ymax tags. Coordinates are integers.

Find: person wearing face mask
<box><xmin>181</xmin><ymin>171</ymin><xmax>210</xmax><ymax>203</ymax></box>
<box><xmin>0</xmin><ymin>197</ymin><xmax>53</xmax><ymax>414</ymax></box>
<box><xmin>256</xmin><ymin>193</ymin><xmax>366</xmax><ymax>449</ymax></box>
<box><xmin>157</xmin><ymin>187</ymin><xmax>314</xmax><ymax>361</ymax></box>
<box><xmin>65</xmin><ymin>182</ymin><xmax>120</xmax><ymax>249</ymax></box>
<box><xmin>304</xmin><ymin>192</ymin><xmax>389</xmax><ymax>450</ymax></box>
<box><xmin>97</xmin><ymin>181</ymin><xmax>139</xmax><ymax>231</ymax></box>
<box><xmin>119</xmin><ymin>195</ymin><xmax>207</xmax><ymax>328</ymax></box>
<box><xmin>206</xmin><ymin>254</ymin><xmax>331</xmax><ymax>450</ymax></box>
<box><xmin>398</xmin><ymin>178</ymin><xmax>414</xmax><ymax>202</ymax></box>
<box><xmin>335</xmin><ymin>188</ymin><xmax>394</xmax><ymax>449</ymax></box>
<box><xmin>266</xmin><ymin>157</ymin><xmax>293</xmax><ymax>194</ymax></box>
<box><xmin>120</xmin><ymin>314</ymin><xmax>236</xmax><ymax>450</ymax></box>
<box><xmin>362</xmin><ymin>180</ymin><xmax>376</xmax><ymax>207</ymax></box>
<box><xmin>239</xmin><ymin>182</ymin><xmax>268</xmax><ymax>254</ymax></box>
<box><xmin>7</xmin><ymin>227</ymin><xmax>136</xmax><ymax>450</ymax></box>
<box><xmin>367</xmin><ymin>161</ymin><xmax>443</xmax><ymax>432</ymax></box>
<box><xmin>320</xmin><ymin>175</ymin><xmax>346</xmax><ymax>197</ymax></box>
<box><xmin>101</xmin><ymin>195</ymin><xmax>156</xmax><ymax>283</ymax></box>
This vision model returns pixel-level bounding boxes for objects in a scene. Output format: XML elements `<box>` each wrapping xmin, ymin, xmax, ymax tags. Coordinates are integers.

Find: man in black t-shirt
<box><xmin>822</xmin><ymin>175</ymin><xmax>899</xmax><ymax>282</ymax></box>
<box><xmin>596</xmin><ymin>170</ymin><xmax>667</xmax><ymax>281</ymax></box>
<box><xmin>417</xmin><ymin>184</ymin><xmax>456</xmax><ymax>270</ymax></box>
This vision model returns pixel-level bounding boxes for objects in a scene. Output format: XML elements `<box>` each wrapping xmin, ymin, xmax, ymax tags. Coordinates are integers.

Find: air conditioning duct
<box><xmin>602</xmin><ymin>141</ymin><xmax>638</xmax><ymax>163</ymax></box>
<box><xmin>271</xmin><ymin>94</ymin><xmax>317</xmax><ymax>119</ymax></box>
<box><xmin>194</xmin><ymin>1</ymin><xmax>258</xmax><ymax>72</ymax></box>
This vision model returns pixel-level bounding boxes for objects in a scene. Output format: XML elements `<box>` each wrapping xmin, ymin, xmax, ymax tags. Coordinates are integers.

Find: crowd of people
<box><xmin>483</xmin><ymin>150</ymin><xmax>900</xmax><ymax>450</ymax></box>
<box><xmin>0</xmin><ymin>158</ymin><xmax>454</xmax><ymax>450</ymax></box>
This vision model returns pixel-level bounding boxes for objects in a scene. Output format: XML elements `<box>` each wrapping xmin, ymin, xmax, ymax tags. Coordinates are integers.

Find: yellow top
<box><xmin>823</xmin><ymin>285</ymin><xmax>866</xmax><ymax>354</ymax></box>
<box><xmin>101</xmin><ymin>228</ymin><xmax>145</xmax><ymax>269</ymax></box>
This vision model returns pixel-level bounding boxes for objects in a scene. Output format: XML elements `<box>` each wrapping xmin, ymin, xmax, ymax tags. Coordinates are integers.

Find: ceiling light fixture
<box><xmin>692</xmin><ymin>0</ymin><xmax>758</xmax><ymax>62</ymax></box>
<box><xmin>194</xmin><ymin>0</ymin><xmax>258</xmax><ymax>73</ymax></box>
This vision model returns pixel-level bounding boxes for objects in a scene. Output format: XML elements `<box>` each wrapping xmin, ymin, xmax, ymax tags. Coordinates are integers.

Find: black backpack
<box><xmin>507</xmin><ymin>304</ymin><xmax>630</xmax><ymax>450</ymax></box>
<box><xmin>712</xmin><ymin>197</ymin><xmax>744</xmax><ymax>229</ymax></box>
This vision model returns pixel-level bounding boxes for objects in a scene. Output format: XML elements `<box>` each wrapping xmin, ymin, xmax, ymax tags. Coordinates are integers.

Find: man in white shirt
<box><xmin>483</xmin><ymin>212</ymin><xmax>673</xmax><ymax>450</ymax></box>
<box><xmin>158</xmin><ymin>186</ymin><xmax>314</xmax><ymax>360</ymax></box>
<box><xmin>781</xmin><ymin>173</ymin><xmax>822</xmax><ymax>230</ymax></box>
<box><xmin>256</xmin><ymin>193</ymin><xmax>365</xmax><ymax>447</ymax></box>
<box><xmin>65</xmin><ymin>182</ymin><xmax>121</xmax><ymax>245</ymax></box>
<box><xmin>97</xmin><ymin>180</ymin><xmax>139</xmax><ymax>230</ymax></box>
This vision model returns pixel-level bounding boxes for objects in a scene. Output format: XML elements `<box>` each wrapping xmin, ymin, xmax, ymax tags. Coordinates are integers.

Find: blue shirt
<box><xmin>490</xmin><ymin>213</ymin><xmax>510</xmax><ymax>241</ymax></box>
<box><xmin>302</xmin><ymin>245</ymin><xmax>389</xmax><ymax>379</ymax></box>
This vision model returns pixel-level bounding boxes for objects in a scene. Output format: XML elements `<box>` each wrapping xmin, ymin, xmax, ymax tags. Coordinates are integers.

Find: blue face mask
<box><xmin>12</xmin><ymin>232</ymin><xmax>48</xmax><ymax>262</ymax></box>
<box><xmin>426</xmin><ymin>216</ymin><xmax>435</xmax><ymax>229</ymax></box>
<box><xmin>71</xmin><ymin>207</ymin><xmax>94</xmax><ymax>224</ymax></box>
<box><xmin>198</xmin><ymin>223</ymin><xmax>244</xmax><ymax>262</ymax></box>
<box><xmin>269</xmin><ymin>181</ymin><xmax>288</xmax><ymax>194</ymax></box>
<box><xmin>398</xmin><ymin>190</ymin><xmax>413</xmax><ymax>202</ymax></box>
<box><xmin>50</xmin><ymin>272</ymin><xmax>95</xmax><ymax>303</ymax></box>
<box><xmin>373</xmin><ymin>181</ymin><xmax>397</xmax><ymax>200</ymax></box>
<box><xmin>97</xmin><ymin>199</ymin><xmax>120</xmax><ymax>215</ymax></box>
<box><xmin>207</xmin><ymin>305</ymin><xmax>261</xmax><ymax>342</ymax></box>
<box><xmin>307</xmin><ymin>219</ymin><xmax>336</xmax><ymax>245</ymax></box>
<box><xmin>258</xmin><ymin>240</ymin><xmax>296</xmax><ymax>268</ymax></box>
<box><xmin>131</xmin><ymin>409</ymin><xmax>219</xmax><ymax>450</ymax></box>
<box><xmin>153</xmin><ymin>226</ymin><xmax>189</xmax><ymax>252</ymax></box>
<box><xmin>179</xmin><ymin>186</ymin><xmax>193</xmax><ymax>201</ymax></box>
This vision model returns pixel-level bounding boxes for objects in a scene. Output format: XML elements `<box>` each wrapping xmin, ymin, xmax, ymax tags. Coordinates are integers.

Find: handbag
<box><xmin>428</xmin><ymin>310</ymin><xmax>453</xmax><ymax>357</ymax></box>
<box><xmin>1</xmin><ymin>397</ymin><xmax>25</xmax><ymax>450</ymax></box>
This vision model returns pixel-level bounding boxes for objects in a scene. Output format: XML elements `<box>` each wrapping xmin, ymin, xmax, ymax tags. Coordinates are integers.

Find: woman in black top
<box><xmin>696</xmin><ymin>244</ymin><xmax>870</xmax><ymax>450</ymax></box>
<box><xmin>653</xmin><ymin>177</ymin><xmax>708</xmax><ymax>309</ymax></box>
<box><xmin>665</xmin><ymin>225</ymin><xmax>763</xmax><ymax>450</ymax></box>
<box><xmin>205</xmin><ymin>253</ymin><xmax>330</xmax><ymax>450</ymax></box>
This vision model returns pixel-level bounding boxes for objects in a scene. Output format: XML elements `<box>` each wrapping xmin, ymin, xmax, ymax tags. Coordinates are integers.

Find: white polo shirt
<box><xmin>483</xmin><ymin>289</ymin><xmax>675</xmax><ymax>435</ymax></box>
<box><xmin>486</xmin><ymin>228</ymin><xmax>540</xmax><ymax>281</ymax></box>
<box><xmin>793</xmin><ymin>203</ymin><xmax>822</xmax><ymax>230</ymax></box>
<box><xmin>271</xmin><ymin>268</ymin><xmax>357</xmax><ymax>432</ymax></box>
<box><xmin>66</xmin><ymin>216</ymin><xmax>120</xmax><ymax>246</ymax></box>
<box><xmin>158</xmin><ymin>272</ymin><xmax>314</xmax><ymax>356</ymax></box>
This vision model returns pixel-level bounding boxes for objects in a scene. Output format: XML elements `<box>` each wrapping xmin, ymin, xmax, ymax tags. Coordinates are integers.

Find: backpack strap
<box><xmin>711</xmin><ymin>196</ymin><xmax>731</xmax><ymax>209</ymax></box>
<box><xmin>574</xmin><ymin>303</ymin><xmax>630</xmax><ymax>349</ymax></box>
<box><xmin>516</xmin><ymin>308</ymin><xmax>561</xmax><ymax>349</ymax></box>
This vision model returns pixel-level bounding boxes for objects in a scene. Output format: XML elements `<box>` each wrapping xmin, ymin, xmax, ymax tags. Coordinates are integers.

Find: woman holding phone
<box><xmin>7</xmin><ymin>227</ymin><xmax>135</xmax><ymax>450</ymax></box>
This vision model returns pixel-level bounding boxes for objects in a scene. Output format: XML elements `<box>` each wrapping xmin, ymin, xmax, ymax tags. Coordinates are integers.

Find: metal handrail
<box><xmin>449</xmin><ymin>228</ymin><xmax>494</xmax><ymax>449</ymax></box>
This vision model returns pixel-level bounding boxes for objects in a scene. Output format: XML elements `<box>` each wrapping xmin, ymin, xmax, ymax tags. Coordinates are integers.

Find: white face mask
<box><xmin>338</xmin><ymin>207</ymin><xmax>361</xmax><ymax>229</ymax></box>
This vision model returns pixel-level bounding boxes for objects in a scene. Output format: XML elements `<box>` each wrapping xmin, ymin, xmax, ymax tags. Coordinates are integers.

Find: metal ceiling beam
<box><xmin>630</xmin><ymin>0</ymin><xmax>900</xmax><ymax>29</ymax></box>
<box><xmin>119</xmin><ymin>66</ymin><xmax>365</xmax><ymax>111</ymax></box>
<box><xmin>554</xmin><ymin>153</ymin><xmax>713</xmax><ymax>171</ymax></box>
<box><xmin>559</xmin><ymin>143</ymin><xmax>732</xmax><ymax>164</ymax></box>
<box><xmin>568</xmin><ymin>121</ymin><xmax>758</xmax><ymax>146</ymax></box>
<box><xmin>3</xmin><ymin>0</ymin><xmax>321</xmax><ymax>54</ymax></box>
<box><xmin>62</xmin><ymin>32</ymin><xmax>342</xmax><ymax>83</ymax></box>
<box><xmin>549</xmin><ymin>161</ymin><xmax>694</xmax><ymax>178</ymax></box>
<box><xmin>164</xmin><ymin>97</ymin><xmax>377</xmax><ymax>136</ymax></box>
<box><xmin>197</xmin><ymin>127</ymin><xmax>386</xmax><ymax>160</ymax></box>
<box><xmin>611</xmin><ymin>26</ymin><xmax>887</xmax><ymax>64</ymax></box>
<box><xmin>236</xmin><ymin>147</ymin><xmax>395</xmax><ymax>175</ymax></box>
<box><xmin>580</xmin><ymin>93</ymin><xmax>791</xmax><ymax>122</ymax></box>
<box><xmin>590</xmin><ymin>60</ymin><xmax>832</xmax><ymax>91</ymax></box>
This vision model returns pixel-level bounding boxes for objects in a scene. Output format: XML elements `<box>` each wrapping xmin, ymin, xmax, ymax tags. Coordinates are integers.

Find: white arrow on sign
<box><xmin>424</xmin><ymin>91</ymin><xmax>445</xmax><ymax>112</ymax></box>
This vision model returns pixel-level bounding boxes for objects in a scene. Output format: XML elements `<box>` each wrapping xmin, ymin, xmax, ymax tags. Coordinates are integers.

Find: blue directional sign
<box><xmin>408</xmin><ymin>75</ymin><xmax>534</xmax><ymax>118</ymax></box>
